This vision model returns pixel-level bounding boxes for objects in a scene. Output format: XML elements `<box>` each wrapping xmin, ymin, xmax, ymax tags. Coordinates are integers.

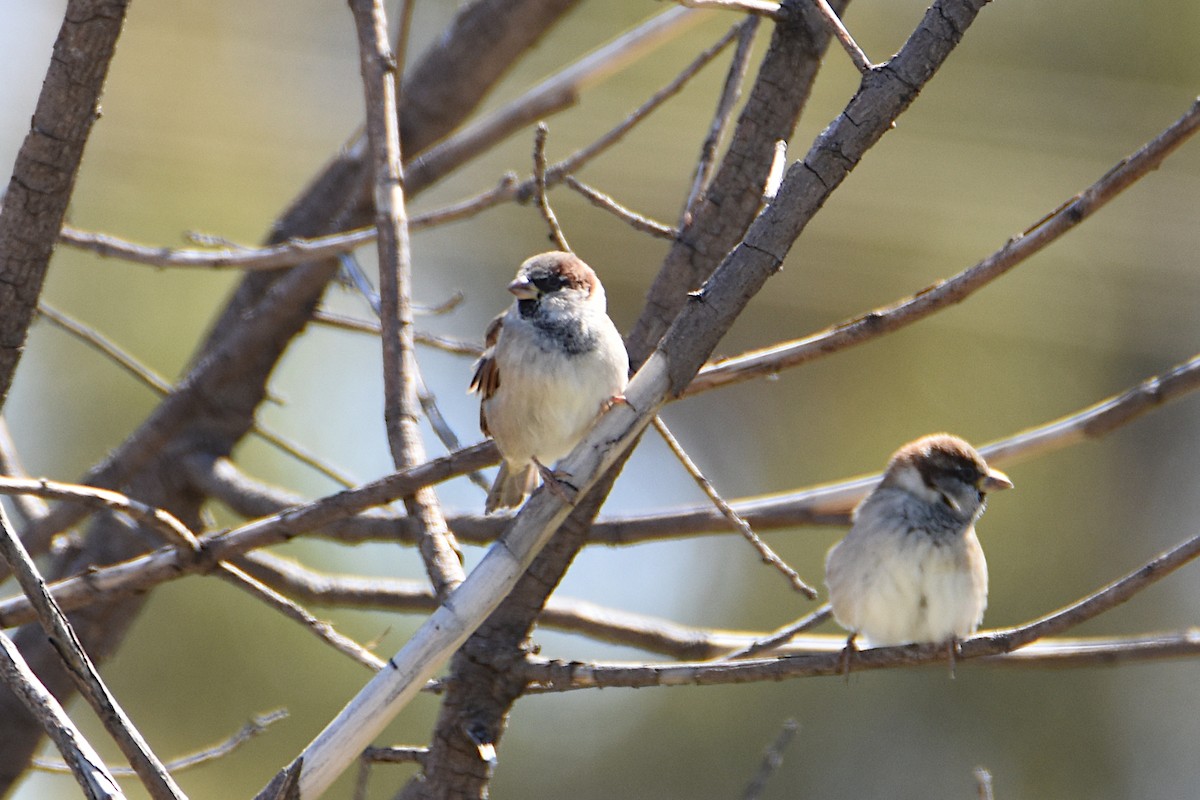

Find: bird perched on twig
<box><xmin>470</xmin><ymin>251</ymin><xmax>629</xmax><ymax>513</ymax></box>
<box><xmin>824</xmin><ymin>434</ymin><xmax>1013</xmax><ymax>660</ymax></box>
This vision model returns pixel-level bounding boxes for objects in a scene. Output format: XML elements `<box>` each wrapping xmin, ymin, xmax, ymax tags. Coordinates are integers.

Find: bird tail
<box><xmin>485</xmin><ymin>461</ymin><xmax>538</xmax><ymax>513</ymax></box>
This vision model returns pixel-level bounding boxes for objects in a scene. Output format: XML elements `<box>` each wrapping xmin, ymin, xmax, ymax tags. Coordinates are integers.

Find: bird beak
<box><xmin>980</xmin><ymin>468</ymin><xmax>1013</xmax><ymax>493</ymax></box>
<box><xmin>507</xmin><ymin>278</ymin><xmax>538</xmax><ymax>300</ymax></box>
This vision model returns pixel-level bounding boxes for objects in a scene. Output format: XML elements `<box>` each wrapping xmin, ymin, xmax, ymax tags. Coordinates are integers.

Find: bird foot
<box><xmin>838</xmin><ymin>633</ymin><xmax>859</xmax><ymax>683</ymax></box>
<box><xmin>533</xmin><ymin>458</ymin><xmax>578</xmax><ymax>504</ymax></box>
<box><xmin>600</xmin><ymin>394</ymin><xmax>628</xmax><ymax>414</ymax></box>
<box><xmin>944</xmin><ymin>637</ymin><xmax>961</xmax><ymax>680</ymax></box>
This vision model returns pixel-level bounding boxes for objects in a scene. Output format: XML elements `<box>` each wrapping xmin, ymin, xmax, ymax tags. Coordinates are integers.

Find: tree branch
<box><xmin>352</xmin><ymin>0</ymin><xmax>463</xmax><ymax>597</ymax></box>
<box><xmin>0</xmin><ymin>0</ymin><xmax>129</xmax><ymax>410</ymax></box>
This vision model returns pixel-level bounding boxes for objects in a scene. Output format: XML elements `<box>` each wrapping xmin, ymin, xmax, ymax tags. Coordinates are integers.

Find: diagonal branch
<box><xmin>687</xmin><ymin>97</ymin><xmax>1200</xmax><ymax>396</ymax></box>
<box><xmin>0</xmin><ymin>505</ymin><xmax>185</xmax><ymax>799</ymax></box>
<box><xmin>0</xmin><ymin>0</ymin><xmax>130</xmax><ymax>410</ymax></box>
<box><xmin>0</xmin><ymin>631</ymin><xmax>125</xmax><ymax>799</ymax></box>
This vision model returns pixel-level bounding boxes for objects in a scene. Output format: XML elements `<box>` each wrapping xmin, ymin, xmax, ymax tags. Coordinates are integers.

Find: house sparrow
<box><xmin>469</xmin><ymin>251</ymin><xmax>629</xmax><ymax>513</ymax></box>
<box><xmin>824</xmin><ymin>434</ymin><xmax>1013</xmax><ymax>652</ymax></box>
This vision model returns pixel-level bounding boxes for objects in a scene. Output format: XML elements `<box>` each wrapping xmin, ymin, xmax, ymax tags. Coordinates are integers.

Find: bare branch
<box><xmin>524</xmin><ymin>525</ymin><xmax>1200</xmax><ymax>689</ymax></box>
<box><xmin>38</xmin><ymin>302</ymin><xmax>356</xmax><ymax>489</ymax></box>
<box><xmin>214</xmin><ymin>562</ymin><xmax>384</xmax><ymax>671</ymax></box>
<box><xmin>533</xmin><ymin>124</ymin><xmax>572</xmax><ymax>251</ymax></box>
<box><xmin>0</xmin><ymin>506</ymin><xmax>185</xmax><ymax>799</ymax></box>
<box><xmin>34</xmin><ymin>709</ymin><xmax>288</xmax><ymax>776</ymax></box>
<box><xmin>0</xmin><ymin>631</ymin><xmax>125</xmax><ymax>799</ymax></box>
<box><xmin>720</xmin><ymin>605</ymin><xmax>833</xmax><ymax>660</ymax></box>
<box><xmin>311</xmin><ymin>309</ymin><xmax>484</xmax><ymax>357</ymax></box>
<box><xmin>688</xmin><ymin>97</ymin><xmax>1200</xmax><ymax>397</ymax></box>
<box><xmin>352</xmin><ymin>0</ymin><xmax>464</xmax><ymax>597</ymax></box>
<box><xmin>806</xmin><ymin>0</ymin><xmax>872</xmax><ymax>72</ymax></box>
<box><xmin>404</xmin><ymin>20</ymin><xmax>747</xmax><ymax>231</ymax></box>
<box><xmin>405</xmin><ymin>6</ymin><xmax>711</xmax><ymax>193</ymax></box>
<box><xmin>682</xmin><ymin>18</ymin><xmax>760</xmax><ymax>222</ymax></box>
<box><xmin>651</xmin><ymin>416</ymin><xmax>817</xmax><ymax>598</ymax></box>
<box><xmin>0</xmin><ymin>418</ymin><xmax>49</xmax><ymax>527</ymax></box>
<box><xmin>678</xmin><ymin>0</ymin><xmax>782</xmax><ymax>20</ymax></box>
<box><xmin>0</xmin><ymin>443</ymin><xmax>497</xmax><ymax>629</ymax></box>
<box><xmin>741</xmin><ymin>719</ymin><xmax>799</xmax><ymax>800</ymax></box>
<box><xmin>58</xmin><ymin>224</ymin><xmax>375</xmax><ymax>271</ymax></box>
<box><xmin>0</xmin><ymin>475</ymin><xmax>199</xmax><ymax>552</ymax></box>
<box><xmin>563</xmin><ymin>177</ymin><xmax>678</xmax><ymax>240</ymax></box>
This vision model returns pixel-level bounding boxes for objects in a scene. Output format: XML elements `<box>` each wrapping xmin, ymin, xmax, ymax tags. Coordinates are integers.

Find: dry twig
<box><xmin>563</xmin><ymin>177</ymin><xmax>678</xmax><ymax>240</ymax></box>
<box><xmin>651</xmin><ymin>416</ymin><xmax>817</xmax><ymax>598</ymax></box>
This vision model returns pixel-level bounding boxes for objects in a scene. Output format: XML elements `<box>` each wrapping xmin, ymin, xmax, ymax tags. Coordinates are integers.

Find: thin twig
<box><xmin>416</xmin><ymin>367</ymin><xmax>492</xmax><ymax>491</ymax></box>
<box><xmin>0</xmin><ymin>505</ymin><xmax>186</xmax><ymax>800</ymax></box>
<box><xmin>720</xmin><ymin>605</ymin><xmax>833</xmax><ymax>660</ymax></box>
<box><xmin>312</xmin><ymin>308</ymin><xmax>483</xmax><ymax>356</ymax></box>
<box><xmin>59</xmin><ymin>223</ymin><xmax>376</xmax><ymax>270</ymax></box>
<box><xmin>404</xmin><ymin>6</ymin><xmax>709</xmax><ymax>193</ymax></box>
<box><xmin>688</xmin><ymin>97</ymin><xmax>1200</xmax><ymax>398</ymax></box>
<box><xmin>563</xmin><ymin>176</ymin><xmax>678</xmax><ymax>239</ymax></box>
<box><xmin>534</xmin><ymin>124</ymin><xmax>571</xmax><ymax>251</ymax></box>
<box><xmin>215</xmin><ymin>562</ymin><xmax>384</xmax><ymax>671</ymax></box>
<box><xmin>0</xmin><ymin>630</ymin><xmax>125</xmax><ymax>799</ymax></box>
<box><xmin>651</xmin><ymin>416</ymin><xmax>817</xmax><ymax>598</ymax></box>
<box><xmin>334</xmin><ymin>257</ymin><xmax>487</xmax><ymax>490</ymax></box>
<box><xmin>39</xmin><ymin>302</ymin><xmax>173</xmax><ymax>393</ymax></box>
<box><xmin>406</xmin><ymin>21</ymin><xmax>745</xmax><ymax>231</ymax></box>
<box><xmin>39</xmin><ymin>302</ymin><xmax>357</xmax><ymax>487</ymax></box>
<box><xmin>392</xmin><ymin>0</ymin><xmax>416</xmax><ymax>105</ymax></box>
<box><xmin>678</xmin><ymin>0</ymin><xmax>782</xmax><ymax>19</ymax></box>
<box><xmin>0</xmin><ymin>417</ymin><xmax>49</xmax><ymax>527</ymax></box>
<box><xmin>352</xmin><ymin>0</ymin><xmax>464</xmax><ymax>597</ymax></box>
<box><xmin>807</xmin><ymin>0</ymin><xmax>873</xmax><ymax>73</ymax></box>
<box><xmin>34</xmin><ymin>710</ymin><xmax>289</xmax><ymax>775</ymax></box>
<box><xmin>0</xmin><ymin>475</ymin><xmax>199</xmax><ymax>552</ymax></box>
<box><xmin>742</xmin><ymin>719</ymin><xmax>799</xmax><ymax>800</ymax></box>
<box><xmin>682</xmin><ymin>18</ymin><xmax>759</xmax><ymax>224</ymax></box>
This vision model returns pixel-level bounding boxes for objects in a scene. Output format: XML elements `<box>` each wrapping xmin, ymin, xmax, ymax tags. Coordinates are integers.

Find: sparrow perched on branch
<box><xmin>824</xmin><ymin>433</ymin><xmax>1013</xmax><ymax>651</ymax></box>
<box><xmin>470</xmin><ymin>251</ymin><xmax>629</xmax><ymax>513</ymax></box>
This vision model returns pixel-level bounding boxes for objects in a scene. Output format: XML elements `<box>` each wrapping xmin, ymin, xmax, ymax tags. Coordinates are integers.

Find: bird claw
<box><xmin>533</xmin><ymin>458</ymin><xmax>578</xmax><ymax>504</ymax></box>
<box><xmin>600</xmin><ymin>394</ymin><xmax>628</xmax><ymax>414</ymax></box>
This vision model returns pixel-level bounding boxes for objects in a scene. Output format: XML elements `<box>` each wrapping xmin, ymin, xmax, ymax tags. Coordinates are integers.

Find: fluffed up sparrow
<box><xmin>824</xmin><ymin>433</ymin><xmax>1013</xmax><ymax>652</ymax></box>
<box><xmin>470</xmin><ymin>251</ymin><xmax>629</xmax><ymax>513</ymax></box>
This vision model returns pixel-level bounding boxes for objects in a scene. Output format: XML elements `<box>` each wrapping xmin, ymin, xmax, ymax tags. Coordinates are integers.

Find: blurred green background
<box><xmin>2</xmin><ymin>0</ymin><xmax>1200</xmax><ymax>798</ymax></box>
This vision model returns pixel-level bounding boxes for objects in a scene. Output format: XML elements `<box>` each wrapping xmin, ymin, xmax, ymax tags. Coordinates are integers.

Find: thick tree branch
<box><xmin>0</xmin><ymin>0</ymin><xmax>129</xmax><ymax>410</ymax></box>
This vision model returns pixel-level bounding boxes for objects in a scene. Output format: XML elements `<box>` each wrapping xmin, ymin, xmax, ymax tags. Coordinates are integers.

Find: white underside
<box><xmin>826</xmin><ymin>492</ymin><xmax>988</xmax><ymax>646</ymax></box>
<box><xmin>484</xmin><ymin>310</ymin><xmax>628</xmax><ymax>469</ymax></box>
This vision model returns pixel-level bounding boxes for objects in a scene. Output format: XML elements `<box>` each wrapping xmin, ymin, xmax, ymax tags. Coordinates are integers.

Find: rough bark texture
<box><xmin>0</xmin><ymin>0</ymin><xmax>129</xmax><ymax>410</ymax></box>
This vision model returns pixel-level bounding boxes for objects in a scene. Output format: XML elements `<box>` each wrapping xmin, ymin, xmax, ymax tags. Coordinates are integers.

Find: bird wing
<box><xmin>468</xmin><ymin>313</ymin><xmax>504</xmax><ymax>437</ymax></box>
